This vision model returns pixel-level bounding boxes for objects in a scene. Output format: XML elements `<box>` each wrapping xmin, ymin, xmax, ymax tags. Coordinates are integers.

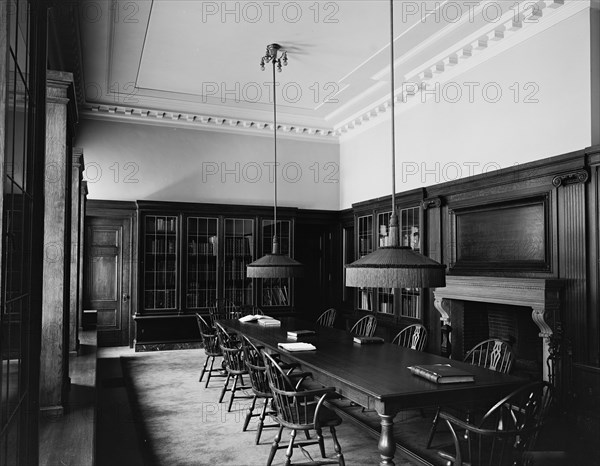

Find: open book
<box><xmin>407</xmin><ymin>364</ymin><xmax>474</xmax><ymax>384</ymax></box>
<box><xmin>239</xmin><ymin>314</ymin><xmax>275</xmax><ymax>323</ymax></box>
<box><xmin>277</xmin><ymin>342</ymin><xmax>317</xmax><ymax>352</ymax></box>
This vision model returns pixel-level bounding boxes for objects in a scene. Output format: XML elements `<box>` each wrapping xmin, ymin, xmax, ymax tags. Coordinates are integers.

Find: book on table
<box><xmin>287</xmin><ymin>330</ymin><xmax>316</xmax><ymax>339</ymax></box>
<box><xmin>239</xmin><ymin>314</ymin><xmax>279</xmax><ymax>325</ymax></box>
<box><xmin>353</xmin><ymin>336</ymin><xmax>385</xmax><ymax>345</ymax></box>
<box><xmin>277</xmin><ymin>342</ymin><xmax>317</xmax><ymax>352</ymax></box>
<box><xmin>407</xmin><ymin>364</ymin><xmax>474</xmax><ymax>384</ymax></box>
<box><xmin>257</xmin><ymin>317</ymin><xmax>281</xmax><ymax>327</ymax></box>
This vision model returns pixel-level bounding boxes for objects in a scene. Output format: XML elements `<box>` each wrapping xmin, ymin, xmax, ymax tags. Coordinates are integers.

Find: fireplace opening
<box><xmin>452</xmin><ymin>302</ymin><xmax>543</xmax><ymax>380</ymax></box>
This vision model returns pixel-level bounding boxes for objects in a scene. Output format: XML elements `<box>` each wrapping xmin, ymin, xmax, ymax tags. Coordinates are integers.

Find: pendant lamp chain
<box><xmin>246</xmin><ymin>44</ymin><xmax>303</xmax><ymax>279</ymax></box>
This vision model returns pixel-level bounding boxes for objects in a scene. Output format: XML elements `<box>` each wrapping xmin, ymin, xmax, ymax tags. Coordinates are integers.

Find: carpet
<box><xmin>121</xmin><ymin>349</ymin><xmax>424</xmax><ymax>466</ymax></box>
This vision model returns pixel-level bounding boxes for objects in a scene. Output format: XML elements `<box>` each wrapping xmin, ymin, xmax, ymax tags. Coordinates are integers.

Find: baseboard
<box><xmin>134</xmin><ymin>341</ymin><xmax>202</xmax><ymax>352</ymax></box>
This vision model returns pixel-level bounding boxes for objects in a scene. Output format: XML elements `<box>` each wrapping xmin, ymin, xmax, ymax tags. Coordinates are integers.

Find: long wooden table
<box><xmin>220</xmin><ymin>317</ymin><xmax>525</xmax><ymax>466</ymax></box>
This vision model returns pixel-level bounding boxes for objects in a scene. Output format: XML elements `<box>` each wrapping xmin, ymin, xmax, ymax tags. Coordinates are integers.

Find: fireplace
<box><xmin>433</xmin><ymin>276</ymin><xmax>563</xmax><ymax>383</ymax></box>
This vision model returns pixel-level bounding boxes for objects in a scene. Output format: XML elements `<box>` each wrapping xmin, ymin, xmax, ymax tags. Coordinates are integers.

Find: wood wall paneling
<box><xmin>423</xmin><ymin>197</ymin><xmax>443</xmax><ymax>354</ymax></box>
<box><xmin>40</xmin><ymin>71</ymin><xmax>76</xmax><ymax>414</ymax></box>
<box><xmin>558</xmin><ymin>181</ymin><xmax>588</xmax><ymax>370</ymax></box>
<box><xmin>69</xmin><ymin>149</ymin><xmax>84</xmax><ymax>352</ymax></box>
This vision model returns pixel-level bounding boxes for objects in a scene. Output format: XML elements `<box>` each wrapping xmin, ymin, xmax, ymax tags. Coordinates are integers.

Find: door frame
<box><xmin>85</xmin><ymin>200</ymin><xmax>137</xmax><ymax>347</ymax></box>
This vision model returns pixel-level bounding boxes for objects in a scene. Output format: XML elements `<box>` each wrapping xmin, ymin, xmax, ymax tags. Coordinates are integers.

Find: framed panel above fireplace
<box><xmin>449</xmin><ymin>195</ymin><xmax>551</xmax><ymax>273</ymax></box>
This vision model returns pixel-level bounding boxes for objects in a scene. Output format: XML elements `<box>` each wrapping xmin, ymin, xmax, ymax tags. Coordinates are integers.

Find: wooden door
<box><xmin>85</xmin><ymin>217</ymin><xmax>132</xmax><ymax>346</ymax></box>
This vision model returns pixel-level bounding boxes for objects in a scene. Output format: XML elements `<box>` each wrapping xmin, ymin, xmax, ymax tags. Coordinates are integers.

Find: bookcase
<box><xmin>260</xmin><ymin>220</ymin><xmax>291</xmax><ymax>308</ymax></box>
<box><xmin>143</xmin><ymin>215</ymin><xmax>178</xmax><ymax>310</ymax></box>
<box><xmin>135</xmin><ymin>201</ymin><xmax>297</xmax><ymax>350</ymax></box>
<box><xmin>352</xmin><ymin>190</ymin><xmax>425</xmax><ymax>329</ymax></box>
<box><xmin>185</xmin><ymin>216</ymin><xmax>218</xmax><ymax>309</ymax></box>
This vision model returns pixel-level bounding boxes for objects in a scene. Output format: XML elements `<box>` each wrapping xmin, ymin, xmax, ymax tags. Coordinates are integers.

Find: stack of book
<box><xmin>407</xmin><ymin>364</ymin><xmax>474</xmax><ymax>384</ymax></box>
<box><xmin>353</xmin><ymin>336</ymin><xmax>384</xmax><ymax>345</ymax></box>
<box><xmin>257</xmin><ymin>317</ymin><xmax>281</xmax><ymax>327</ymax></box>
<box><xmin>238</xmin><ymin>314</ymin><xmax>281</xmax><ymax>327</ymax></box>
<box><xmin>286</xmin><ymin>330</ymin><xmax>315</xmax><ymax>340</ymax></box>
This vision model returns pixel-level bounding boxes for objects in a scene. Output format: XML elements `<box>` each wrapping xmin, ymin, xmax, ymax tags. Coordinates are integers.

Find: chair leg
<box><xmin>205</xmin><ymin>356</ymin><xmax>215</xmax><ymax>388</ymax></box>
<box><xmin>285</xmin><ymin>429</ymin><xmax>297</xmax><ymax>466</ymax></box>
<box><xmin>304</xmin><ymin>430</ymin><xmax>311</xmax><ymax>440</ymax></box>
<box><xmin>316</xmin><ymin>425</ymin><xmax>326</xmax><ymax>458</ymax></box>
<box><xmin>219</xmin><ymin>373</ymin><xmax>231</xmax><ymax>403</ymax></box>
<box><xmin>256</xmin><ymin>398</ymin><xmax>269</xmax><ymax>445</ymax></box>
<box><xmin>228</xmin><ymin>374</ymin><xmax>240</xmax><ymax>412</ymax></box>
<box><xmin>199</xmin><ymin>355</ymin><xmax>209</xmax><ymax>382</ymax></box>
<box><xmin>267</xmin><ymin>425</ymin><xmax>283</xmax><ymax>466</ymax></box>
<box><xmin>330</xmin><ymin>426</ymin><xmax>345</xmax><ymax>466</ymax></box>
<box><xmin>243</xmin><ymin>395</ymin><xmax>257</xmax><ymax>432</ymax></box>
<box><xmin>426</xmin><ymin>406</ymin><xmax>441</xmax><ymax>449</ymax></box>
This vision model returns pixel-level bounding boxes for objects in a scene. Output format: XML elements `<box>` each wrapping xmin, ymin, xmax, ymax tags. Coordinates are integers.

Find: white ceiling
<box><xmin>78</xmin><ymin>0</ymin><xmax>579</xmax><ymax>138</ymax></box>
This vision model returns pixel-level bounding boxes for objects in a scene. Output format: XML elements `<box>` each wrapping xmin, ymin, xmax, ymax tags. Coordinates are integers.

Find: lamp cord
<box><xmin>272</xmin><ymin>57</ymin><xmax>279</xmax><ymax>252</ymax></box>
<box><xmin>390</xmin><ymin>0</ymin><xmax>396</xmax><ymax>218</ymax></box>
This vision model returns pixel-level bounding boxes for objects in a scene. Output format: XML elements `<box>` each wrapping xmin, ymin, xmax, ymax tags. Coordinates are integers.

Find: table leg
<box><xmin>378</xmin><ymin>414</ymin><xmax>396</xmax><ymax>466</ymax></box>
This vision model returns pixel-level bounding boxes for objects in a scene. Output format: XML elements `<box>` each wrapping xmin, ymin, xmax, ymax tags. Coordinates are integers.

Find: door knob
<box><xmin>123</xmin><ymin>294</ymin><xmax>130</xmax><ymax>302</ymax></box>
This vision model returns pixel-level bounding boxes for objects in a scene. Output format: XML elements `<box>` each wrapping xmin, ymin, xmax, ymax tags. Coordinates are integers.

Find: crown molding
<box><xmin>336</xmin><ymin>0</ymin><xmax>583</xmax><ymax>141</ymax></box>
<box><xmin>77</xmin><ymin>0</ymin><xmax>584</xmax><ymax>144</ymax></box>
<box><xmin>80</xmin><ymin>105</ymin><xmax>339</xmax><ymax>143</ymax></box>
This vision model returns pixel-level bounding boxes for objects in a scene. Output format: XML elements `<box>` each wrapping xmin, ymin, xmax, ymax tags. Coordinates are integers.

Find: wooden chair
<box><xmin>436</xmin><ymin>381</ymin><xmax>553</xmax><ymax>466</ymax></box>
<box><xmin>240</xmin><ymin>336</ymin><xmax>307</xmax><ymax>444</ymax></box>
<box><xmin>208</xmin><ymin>298</ymin><xmax>240</xmax><ymax>327</ymax></box>
<box><xmin>463</xmin><ymin>338</ymin><xmax>515</xmax><ymax>373</ymax></box>
<box><xmin>350</xmin><ymin>315</ymin><xmax>377</xmax><ymax>337</ymax></box>
<box><xmin>427</xmin><ymin>338</ymin><xmax>515</xmax><ymax>449</ymax></box>
<box><xmin>317</xmin><ymin>308</ymin><xmax>337</xmax><ymax>327</ymax></box>
<box><xmin>262</xmin><ymin>352</ymin><xmax>345</xmax><ymax>466</ymax></box>
<box><xmin>392</xmin><ymin>323</ymin><xmax>428</xmax><ymax>351</ymax></box>
<box><xmin>240</xmin><ymin>335</ymin><xmax>279</xmax><ymax>444</ymax></box>
<box><xmin>195</xmin><ymin>314</ymin><xmax>224</xmax><ymax>388</ymax></box>
<box><xmin>214</xmin><ymin>322</ymin><xmax>253</xmax><ymax>412</ymax></box>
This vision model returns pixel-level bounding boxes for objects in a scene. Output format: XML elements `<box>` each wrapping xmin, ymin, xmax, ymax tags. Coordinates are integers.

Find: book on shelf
<box><xmin>277</xmin><ymin>342</ymin><xmax>317</xmax><ymax>352</ymax></box>
<box><xmin>353</xmin><ymin>336</ymin><xmax>384</xmax><ymax>345</ymax></box>
<box><xmin>407</xmin><ymin>364</ymin><xmax>474</xmax><ymax>384</ymax></box>
<box><xmin>287</xmin><ymin>330</ymin><xmax>315</xmax><ymax>339</ymax></box>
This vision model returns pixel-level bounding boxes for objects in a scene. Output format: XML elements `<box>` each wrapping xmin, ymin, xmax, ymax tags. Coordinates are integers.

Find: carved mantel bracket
<box><xmin>433</xmin><ymin>297</ymin><xmax>450</xmax><ymax>325</ymax></box>
<box><xmin>433</xmin><ymin>276</ymin><xmax>563</xmax><ymax>383</ymax></box>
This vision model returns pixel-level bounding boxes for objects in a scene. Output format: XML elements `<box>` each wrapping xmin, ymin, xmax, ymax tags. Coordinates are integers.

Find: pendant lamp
<box><xmin>345</xmin><ymin>1</ymin><xmax>446</xmax><ymax>289</ymax></box>
<box><xmin>247</xmin><ymin>44</ymin><xmax>303</xmax><ymax>279</ymax></box>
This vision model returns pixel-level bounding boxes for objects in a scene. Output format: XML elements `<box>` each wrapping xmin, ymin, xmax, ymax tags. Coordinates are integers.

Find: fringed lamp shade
<box><xmin>246</xmin><ymin>253</ymin><xmax>304</xmax><ymax>278</ymax></box>
<box><xmin>345</xmin><ymin>246</ymin><xmax>446</xmax><ymax>288</ymax></box>
<box><xmin>247</xmin><ymin>235</ymin><xmax>303</xmax><ymax>278</ymax></box>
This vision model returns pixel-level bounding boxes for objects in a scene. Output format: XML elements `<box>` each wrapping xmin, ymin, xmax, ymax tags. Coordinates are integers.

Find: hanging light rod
<box><xmin>247</xmin><ymin>43</ymin><xmax>303</xmax><ymax>279</ymax></box>
<box><xmin>345</xmin><ymin>0</ymin><xmax>446</xmax><ymax>289</ymax></box>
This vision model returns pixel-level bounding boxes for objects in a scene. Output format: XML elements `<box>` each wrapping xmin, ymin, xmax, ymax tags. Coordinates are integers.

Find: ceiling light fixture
<box><xmin>345</xmin><ymin>1</ymin><xmax>446</xmax><ymax>289</ymax></box>
<box><xmin>247</xmin><ymin>44</ymin><xmax>303</xmax><ymax>279</ymax></box>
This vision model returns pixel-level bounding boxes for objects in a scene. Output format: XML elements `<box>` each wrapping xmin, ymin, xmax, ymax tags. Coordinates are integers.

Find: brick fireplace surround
<box><xmin>433</xmin><ymin>276</ymin><xmax>563</xmax><ymax>383</ymax></box>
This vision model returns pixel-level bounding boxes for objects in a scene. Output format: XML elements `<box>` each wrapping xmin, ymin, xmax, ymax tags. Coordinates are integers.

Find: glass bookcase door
<box><xmin>143</xmin><ymin>215</ymin><xmax>178</xmax><ymax>311</ymax></box>
<box><xmin>357</xmin><ymin>214</ymin><xmax>373</xmax><ymax>311</ymax></box>
<box><xmin>400</xmin><ymin>206</ymin><xmax>421</xmax><ymax>319</ymax></box>
<box><xmin>224</xmin><ymin>218</ymin><xmax>254</xmax><ymax>306</ymax></box>
<box><xmin>186</xmin><ymin>217</ymin><xmax>218</xmax><ymax>310</ymax></box>
<box><xmin>260</xmin><ymin>220</ymin><xmax>291</xmax><ymax>307</ymax></box>
<box><xmin>377</xmin><ymin>211</ymin><xmax>394</xmax><ymax>315</ymax></box>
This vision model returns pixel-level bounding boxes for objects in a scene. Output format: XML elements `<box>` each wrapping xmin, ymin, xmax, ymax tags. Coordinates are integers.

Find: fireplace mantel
<box><xmin>433</xmin><ymin>276</ymin><xmax>563</xmax><ymax>382</ymax></box>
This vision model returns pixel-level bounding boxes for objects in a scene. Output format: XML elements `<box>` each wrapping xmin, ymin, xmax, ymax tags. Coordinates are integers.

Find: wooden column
<box><xmin>69</xmin><ymin>148</ymin><xmax>84</xmax><ymax>353</ymax></box>
<box><xmin>40</xmin><ymin>71</ymin><xmax>76</xmax><ymax>415</ymax></box>
<box><xmin>79</xmin><ymin>180</ymin><xmax>88</xmax><ymax>334</ymax></box>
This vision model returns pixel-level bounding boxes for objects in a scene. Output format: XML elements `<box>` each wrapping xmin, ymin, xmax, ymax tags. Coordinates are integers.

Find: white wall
<box><xmin>76</xmin><ymin>119</ymin><xmax>340</xmax><ymax>210</ymax></box>
<box><xmin>340</xmin><ymin>9</ymin><xmax>593</xmax><ymax>209</ymax></box>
